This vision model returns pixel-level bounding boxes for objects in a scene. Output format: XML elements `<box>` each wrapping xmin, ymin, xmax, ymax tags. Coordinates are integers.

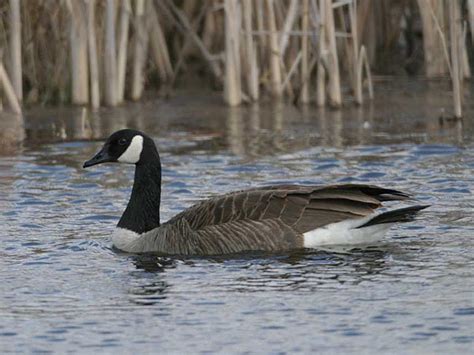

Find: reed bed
<box><xmin>0</xmin><ymin>0</ymin><xmax>472</xmax><ymax>118</ymax></box>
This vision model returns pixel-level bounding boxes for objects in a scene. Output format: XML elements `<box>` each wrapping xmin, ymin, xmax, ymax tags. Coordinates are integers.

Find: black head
<box><xmin>83</xmin><ymin>129</ymin><xmax>158</xmax><ymax>168</ymax></box>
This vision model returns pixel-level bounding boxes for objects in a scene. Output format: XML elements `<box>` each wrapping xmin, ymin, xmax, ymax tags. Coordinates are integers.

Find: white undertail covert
<box><xmin>303</xmin><ymin>214</ymin><xmax>392</xmax><ymax>247</ymax></box>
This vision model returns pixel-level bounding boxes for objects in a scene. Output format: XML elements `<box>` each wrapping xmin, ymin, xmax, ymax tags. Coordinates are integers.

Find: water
<box><xmin>1</xmin><ymin>80</ymin><xmax>473</xmax><ymax>353</ymax></box>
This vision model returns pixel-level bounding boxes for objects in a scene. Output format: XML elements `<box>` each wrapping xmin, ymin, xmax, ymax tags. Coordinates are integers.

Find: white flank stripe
<box><xmin>118</xmin><ymin>135</ymin><xmax>144</xmax><ymax>164</ymax></box>
<box><xmin>303</xmin><ymin>214</ymin><xmax>392</xmax><ymax>247</ymax></box>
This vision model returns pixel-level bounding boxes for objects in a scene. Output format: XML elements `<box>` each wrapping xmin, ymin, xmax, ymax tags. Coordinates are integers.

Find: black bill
<box><xmin>83</xmin><ymin>146</ymin><xmax>112</xmax><ymax>168</ymax></box>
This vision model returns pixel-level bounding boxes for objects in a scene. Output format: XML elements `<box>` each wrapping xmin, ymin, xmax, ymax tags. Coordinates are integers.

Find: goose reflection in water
<box><xmin>126</xmin><ymin>255</ymin><xmax>175</xmax><ymax>306</ymax></box>
<box><xmin>209</xmin><ymin>249</ymin><xmax>391</xmax><ymax>292</ymax></box>
<box><xmin>126</xmin><ymin>247</ymin><xmax>391</xmax><ymax>298</ymax></box>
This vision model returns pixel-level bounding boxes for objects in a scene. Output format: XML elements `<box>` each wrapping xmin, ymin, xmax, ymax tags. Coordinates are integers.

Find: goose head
<box><xmin>83</xmin><ymin>129</ymin><xmax>159</xmax><ymax>168</ymax></box>
<box><xmin>83</xmin><ymin>129</ymin><xmax>163</xmax><ymax>235</ymax></box>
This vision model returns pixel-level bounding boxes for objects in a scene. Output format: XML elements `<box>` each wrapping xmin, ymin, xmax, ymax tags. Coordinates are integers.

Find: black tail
<box><xmin>357</xmin><ymin>205</ymin><xmax>430</xmax><ymax>229</ymax></box>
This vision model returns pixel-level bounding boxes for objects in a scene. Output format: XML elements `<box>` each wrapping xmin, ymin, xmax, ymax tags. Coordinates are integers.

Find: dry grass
<box><xmin>0</xmin><ymin>0</ymin><xmax>472</xmax><ymax>117</ymax></box>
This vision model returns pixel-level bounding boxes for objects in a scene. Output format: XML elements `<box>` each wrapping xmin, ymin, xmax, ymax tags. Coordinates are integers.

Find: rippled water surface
<box><xmin>1</xmin><ymin>81</ymin><xmax>474</xmax><ymax>353</ymax></box>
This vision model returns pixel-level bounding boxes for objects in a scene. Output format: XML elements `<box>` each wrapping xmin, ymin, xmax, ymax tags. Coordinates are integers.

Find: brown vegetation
<box><xmin>0</xmin><ymin>0</ymin><xmax>472</xmax><ymax>118</ymax></box>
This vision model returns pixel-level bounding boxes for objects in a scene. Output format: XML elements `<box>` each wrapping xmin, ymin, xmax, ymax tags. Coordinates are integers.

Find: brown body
<box><xmin>124</xmin><ymin>184</ymin><xmax>414</xmax><ymax>255</ymax></box>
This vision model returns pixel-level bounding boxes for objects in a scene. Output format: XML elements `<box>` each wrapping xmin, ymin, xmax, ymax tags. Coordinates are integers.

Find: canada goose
<box><xmin>83</xmin><ymin>129</ymin><xmax>428</xmax><ymax>255</ymax></box>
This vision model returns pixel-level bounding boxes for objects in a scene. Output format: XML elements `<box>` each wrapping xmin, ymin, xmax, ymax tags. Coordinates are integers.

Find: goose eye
<box><xmin>118</xmin><ymin>138</ymin><xmax>128</xmax><ymax>146</ymax></box>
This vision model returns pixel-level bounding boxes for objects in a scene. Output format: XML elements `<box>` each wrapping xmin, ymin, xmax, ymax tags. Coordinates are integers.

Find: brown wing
<box><xmin>151</xmin><ymin>184</ymin><xmax>410</xmax><ymax>254</ymax></box>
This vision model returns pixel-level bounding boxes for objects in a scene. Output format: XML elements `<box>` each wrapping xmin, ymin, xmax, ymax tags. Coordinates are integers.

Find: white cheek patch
<box><xmin>118</xmin><ymin>135</ymin><xmax>144</xmax><ymax>164</ymax></box>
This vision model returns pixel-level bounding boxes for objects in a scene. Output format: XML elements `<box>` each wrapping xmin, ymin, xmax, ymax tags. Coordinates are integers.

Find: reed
<box><xmin>0</xmin><ymin>0</ymin><xmax>471</xmax><ymax>114</ymax></box>
<box><xmin>86</xmin><ymin>0</ymin><xmax>100</xmax><ymax>109</ymax></box>
<box><xmin>343</xmin><ymin>0</ymin><xmax>373</xmax><ymax>105</ymax></box>
<box><xmin>148</xmin><ymin>1</ymin><xmax>173</xmax><ymax>84</ymax></box>
<box><xmin>0</xmin><ymin>57</ymin><xmax>21</xmax><ymax>114</ymax></box>
<box><xmin>417</xmin><ymin>0</ymin><xmax>449</xmax><ymax>78</ymax></box>
<box><xmin>279</xmin><ymin>0</ymin><xmax>298</xmax><ymax>59</ymax></box>
<box><xmin>117</xmin><ymin>0</ymin><xmax>131</xmax><ymax>104</ymax></box>
<box><xmin>299</xmin><ymin>0</ymin><xmax>309</xmax><ymax>104</ymax></box>
<box><xmin>316</xmin><ymin>0</ymin><xmax>327</xmax><ymax>107</ymax></box>
<box><xmin>9</xmin><ymin>0</ymin><xmax>22</xmax><ymax>102</ymax></box>
<box><xmin>224</xmin><ymin>0</ymin><xmax>242</xmax><ymax>105</ymax></box>
<box><xmin>462</xmin><ymin>25</ymin><xmax>471</xmax><ymax>79</ymax></box>
<box><xmin>68</xmin><ymin>0</ymin><xmax>89</xmax><ymax>105</ymax></box>
<box><xmin>266</xmin><ymin>0</ymin><xmax>283</xmax><ymax>97</ymax></box>
<box><xmin>468</xmin><ymin>0</ymin><xmax>474</xmax><ymax>43</ymax></box>
<box><xmin>324</xmin><ymin>0</ymin><xmax>342</xmax><ymax>107</ymax></box>
<box><xmin>130</xmin><ymin>0</ymin><xmax>147</xmax><ymax>101</ymax></box>
<box><xmin>160</xmin><ymin>0</ymin><xmax>222</xmax><ymax>81</ymax></box>
<box><xmin>449</xmin><ymin>0</ymin><xmax>462</xmax><ymax>118</ymax></box>
<box><xmin>104</xmin><ymin>0</ymin><xmax>118</xmax><ymax>105</ymax></box>
<box><xmin>170</xmin><ymin>3</ymin><xmax>210</xmax><ymax>84</ymax></box>
<box><xmin>242</xmin><ymin>0</ymin><xmax>259</xmax><ymax>101</ymax></box>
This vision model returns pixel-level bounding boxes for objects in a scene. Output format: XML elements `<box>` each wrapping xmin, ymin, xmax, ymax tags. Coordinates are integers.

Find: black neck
<box><xmin>118</xmin><ymin>150</ymin><xmax>162</xmax><ymax>234</ymax></box>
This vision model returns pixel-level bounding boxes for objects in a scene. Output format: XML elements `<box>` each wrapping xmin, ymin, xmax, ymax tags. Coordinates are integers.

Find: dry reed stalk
<box><xmin>180</xmin><ymin>0</ymin><xmax>201</xmax><ymax>58</ymax></box>
<box><xmin>359</xmin><ymin>45</ymin><xmax>373</xmax><ymax>99</ymax></box>
<box><xmin>170</xmin><ymin>4</ymin><xmax>209</xmax><ymax>85</ymax></box>
<box><xmin>323</xmin><ymin>0</ymin><xmax>341</xmax><ymax>107</ymax></box>
<box><xmin>23</xmin><ymin>2</ymin><xmax>70</xmax><ymax>104</ymax></box>
<box><xmin>280</xmin><ymin>60</ymin><xmax>295</xmax><ymax>99</ymax></box>
<box><xmin>131</xmin><ymin>0</ymin><xmax>148</xmax><ymax>101</ymax></box>
<box><xmin>117</xmin><ymin>0</ymin><xmax>131</xmax><ymax>103</ymax></box>
<box><xmin>255</xmin><ymin>0</ymin><xmax>267</xmax><ymax>62</ymax></box>
<box><xmin>104</xmin><ymin>0</ymin><xmax>118</xmax><ymax>105</ymax></box>
<box><xmin>423</xmin><ymin>2</ymin><xmax>452</xmax><ymax>77</ymax></box>
<box><xmin>266</xmin><ymin>0</ymin><xmax>282</xmax><ymax>97</ymax></box>
<box><xmin>148</xmin><ymin>1</ymin><xmax>173</xmax><ymax>83</ymax></box>
<box><xmin>336</xmin><ymin>6</ymin><xmax>354</xmax><ymax>89</ymax></box>
<box><xmin>18</xmin><ymin>5</ymin><xmax>34</xmax><ymax>96</ymax></box>
<box><xmin>279</xmin><ymin>0</ymin><xmax>298</xmax><ymax>58</ymax></box>
<box><xmin>349</xmin><ymin>1</ymin><xmax>363</xmax><ymax>105</ymax></box>
<box><xmin>449</xmin><ymin>0</ymin><xmax>462</xmax><ymax>118</ymax></box>
<box><xmin>417</xmin><ymin>0</ymin><xmax>449</xmax><ymax>77</ymax></box>
<box><xmin>360</xmin><ymin>0</ymin><xmax>376</xmax><ymax>64</ymax></box>
<box><xmin>316</xmin><ymin>0</ymin><xmax>327</xmax><ymax>107</ymax></box>
<box><xmin>461</xmin><ymin>24</ymin><xmax>471</xmax><ymax>79</ymax></box>
<box><xmin>468</xmin><ymin>0</ymin><xmax>474</xmax><ymax>42</ymax></box>
<box><xmin>242</xmin><ymin>0</ymin><xmax>259</xmax><ymax>101</ymax></box>
<box><xmin>160</xmin><ymin>0</ymin><xmax>222</xmax><ymax>80</ymax></box>
<box><xmin>156</xmin><ymin>7</ymin><xmax>174</xmax><ymax>79</ymax></box>
<box><xmin>282</xmin><ymin>51</ymin><xmax>302</xmax><ymax>92</ymax></box>
<box><xmin>300</xmin><ymin>0</ymin><xmax>310</xmax><ymax>104</ymax></box>
<box><xmin>86</xmin><ymin>0</ymin><xmax>100</xmax><ymax>109</ymax></box>
<box><xmin>9</xmin><ymin>0</ymin><xmax>22</xmax><ymax>102</ymax></box>
<box><xmin>202</xmin><ymin>2</ymin><xmax>216</xmax><ymax>49</ymax></box>
<box><xmin>68</xmin><ymin>0</ymin><xmax>89</xmax><ymax>104</ymax></box>
<box><xmin>148</xmin><ymin>2</ymin><xmax>166</xmax><ymax>81</ymax></box>
<box><xmin>224</xmin><ymin>0</ymin><xmax>242</xmax><ymax>106</ymax></box>
<box><xmin>0</xmin><ymin>60</ymin><xmax>22</xmax><ymax>114</ymax></box>
<box><xmin>280</xmin><ymin>1</ymin><xmax>300</xmax><ymax>93</ymax></box>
